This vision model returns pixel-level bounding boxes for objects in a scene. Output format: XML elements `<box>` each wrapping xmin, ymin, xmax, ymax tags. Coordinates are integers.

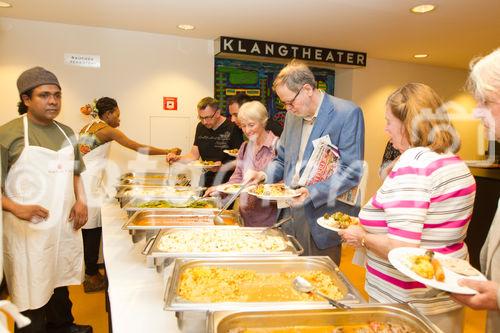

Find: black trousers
<box><xmin>16</xmin><ymin>287</ymin><xmax>74</xmax><ymax>333</ymax></box>
<box><xmin>82</xmin><ymin>227</ymin><xmax>102</xmax><ymax>276</ymax></box>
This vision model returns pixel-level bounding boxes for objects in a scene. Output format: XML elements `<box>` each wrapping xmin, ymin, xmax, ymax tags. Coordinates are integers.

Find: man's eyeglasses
<box><xmin>281</xmin><ymin>85</ymin><xmax>304</xmax><ymax>107</ymax></box>
<box><xmin>198</xmin><ymin>109</ymin><xmax>218</xmax><ymax>121</ymax></box>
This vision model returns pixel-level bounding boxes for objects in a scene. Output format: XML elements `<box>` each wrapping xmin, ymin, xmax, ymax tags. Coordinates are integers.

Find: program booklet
<box><xmin>299</xmin><ymin>135</ymin><xmax>360</xmax><ymax>206</ymax></box>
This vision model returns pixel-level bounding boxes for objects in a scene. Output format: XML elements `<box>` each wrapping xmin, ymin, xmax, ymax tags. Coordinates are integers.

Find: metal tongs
<box><xmin>261</xmin><ymin>216</ymin><xmax>293</xmax><ymax>234</ymax></box>
<box><xmin>213</xmin><ymin>180</ymin><xmax>251</xmax><ymax>225</ymax></box>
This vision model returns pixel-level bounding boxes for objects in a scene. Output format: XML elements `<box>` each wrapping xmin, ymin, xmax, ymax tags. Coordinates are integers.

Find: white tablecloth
<box><xmin>101</xmin><ymin>201</ymin><xmax>180</xmax><ymax>333</ymax></box>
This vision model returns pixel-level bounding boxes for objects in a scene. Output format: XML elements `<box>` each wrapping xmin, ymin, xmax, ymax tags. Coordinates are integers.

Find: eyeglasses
<box><xmin>198</xmin><ymin>109</ymin><xmax>218</xmax><ymax>121</ymax></box>
<box><xmin>281</xmin><ymin>85</ymin><xmax>304</xmax><ymax>107</ymax></box>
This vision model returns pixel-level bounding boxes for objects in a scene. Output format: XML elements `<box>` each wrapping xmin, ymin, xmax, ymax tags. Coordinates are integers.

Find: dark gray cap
<box><xmin>17</xmin><ymin>66</ymin><xmax>60</xmax><ymax>95</ymax></box>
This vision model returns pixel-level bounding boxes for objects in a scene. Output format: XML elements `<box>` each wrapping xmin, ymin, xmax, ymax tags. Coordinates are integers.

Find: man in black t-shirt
<box><xmin>166</xmin><ymin>97</ymin><xmax>243</xmax><ymax>187</ymax></box>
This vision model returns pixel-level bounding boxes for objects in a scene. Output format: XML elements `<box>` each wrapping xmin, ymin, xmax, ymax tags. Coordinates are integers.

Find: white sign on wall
<box><xmin>64</xmin><ymin>53</ymin><xmax>101</xmax><ymax>68</ymax></box>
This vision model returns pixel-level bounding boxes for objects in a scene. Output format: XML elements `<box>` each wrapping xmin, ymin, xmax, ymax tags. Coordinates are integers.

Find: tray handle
<box><xmin>287</xmin><ymin>235</ymin><xmax>304</xmax><ymax>255</ymax></box>
<box><xmin>407</xmin><ymin>301</ymin><xmax>445</xmax><ymax>333</ymax></box>
<box><xmin>141</xmin><ymin>235</ymin><xmax>157</xmax><ymax>255</ymax></box>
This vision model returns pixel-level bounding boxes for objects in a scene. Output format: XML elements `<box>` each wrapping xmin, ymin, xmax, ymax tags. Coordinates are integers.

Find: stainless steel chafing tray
<box><xmin>124</xmin><ymin>210</ymin><xmax>240</xmax><ymax>230</ymax></box>
<box><xmin>116</xmin><ymin>177</ymin><xmax>169</xmax><ymax>188</ymax></box>
<box><xmin>164</xmin><ymin>256</ymin><xmax>364</xmax><ymax>312</ymax></box>
<box><xmin>115</xmin><ymin>185</ymin><xmax>205</xmax><ymax>208</ymax></box>
<box><xmin>166</xmin><ymin>257</ymin><xmax>365</xmax><ymax>333</ymax></box>
<box><xmin>120</xmin><ymin>172</ymin><xmax>170</xmax><ymax>180</ymax></box>
<box><xmin>119</xmin><ymin>172</ymin><xmax>191</xmax><ymax>186</ymax></box>
<box><xmin>123</xmin><ymin>196</ymin><xmax>221</xmax><ymax>217</ymax></box>
<box><xmin>143</xmin><ymin>227</ymin><xmax>303</xmax><ymax>271</ymax></box>
<box><xmin>123</xmin><ymin>209</ymin><xmax>240</xmax><ymax>244</ymax></box>
<box><xmin>208</xmin><ymin>304</ymin><xmax>442</xmax><ymax>333</ymax></box>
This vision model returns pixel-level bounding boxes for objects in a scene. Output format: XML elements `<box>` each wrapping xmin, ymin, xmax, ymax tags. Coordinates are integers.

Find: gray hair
<box><xmin>468</xmin><ymin>48</ymin><xmax>500</xmax><ymax>102</ymax></box>
<box><xmin>273</xmin><ymin>59</ymin><xmax>316</xmax><ymax>92</ymax></box>
<box><xmin>238</xmin><ymin>101</ymin><xmax>268</xmax><ymax>126</ymax></box>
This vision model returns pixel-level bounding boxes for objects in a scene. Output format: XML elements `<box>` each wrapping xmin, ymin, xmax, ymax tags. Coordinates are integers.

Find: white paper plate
<box><xmin>187</xmin><ymin>161</ymin><xmax>221</xmax><ymax>168</ymax></box>
<box><xmin>246</xmin><ymin>185</ymin><xmax>300</xmax><ymax>201</ymax></box>
<box><xmin>217</xmin><ymin>184</ymin><xmax>245</xmax><ymax>195</ymax></box>
<box><xmin>223</xmin><ymin>149</ymin><xmax>239</xmax><ymax>157</ymax></box>
<box><xmin>316</xmin><ymin>216</ymin><xmax>342</xmax><ymax>232</ymax></box>
<box><xmin>388</xmin><ymin>247</ymin><xmax>487</xmax><ymax>295</ymax></box>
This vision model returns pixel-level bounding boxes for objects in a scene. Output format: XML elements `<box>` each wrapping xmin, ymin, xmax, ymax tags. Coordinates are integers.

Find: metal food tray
<box><xmin>164</xmin><ymin>256</ymin><xmax>365</xmax><ymax>313</ymax></box>
<box><xmin>124</xmin><ymin>210</ymin><xmax>240</xmax><ymax>230</ymax></box>
<box><xmin>119</xmin><ymin>172</ymin><xmax>191</xmax><ymax>186</ymax></box>
<box><xmin>115</xmin><ymin>186</ymin><xmax>204</xmax><ymax>208</ymax></box>
<box><xmin>123</xmin><ymin>196</ymin><xmax>220</xmax><ymax>217</ymax></box>
<box><xmin>208</xmin><ymin>304</ymin><xmax>442</xmax><ymax>333</ymax></box>
<box><xmin>117</xmin><ymin>177</ymin><xmax>169</xmax><ymax>187</ymax></box>
<box><xmin>119</xmin><ymin>172</ymin><xmax>170</xmax><ymax>180</ymax></box>
<box><xmin>144</xmin><ymin>226</ymin><xmax>303</xmax><ymax>261</ymax></box>
<box><xmin>115</xmin><ymin>185</ymin><xmax>203</xmax><ymax>198</ymax></box>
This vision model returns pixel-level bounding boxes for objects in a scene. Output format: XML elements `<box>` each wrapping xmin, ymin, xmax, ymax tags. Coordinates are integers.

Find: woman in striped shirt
<box><xmin>339</xmin><ymin>83</ymin><xmax>476</xmax><ymax>333</ymax></box>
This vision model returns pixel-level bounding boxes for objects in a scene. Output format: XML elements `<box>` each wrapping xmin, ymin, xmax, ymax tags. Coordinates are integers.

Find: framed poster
<box><xmin>215</xmin><ymin>58</ymin><xmax>335</xmax><ymax>128</ymax></box>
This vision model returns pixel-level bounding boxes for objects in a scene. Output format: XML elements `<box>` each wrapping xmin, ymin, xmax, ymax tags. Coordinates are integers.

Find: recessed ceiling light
<box><xmin>0</xmin><ymin>1</ymin><xmax>12</xmax><ymax>8</ymax></box>
<box><xmin>177</xmin><ymin>24</ymin><xmax>195</xmax><ymax>31</ymax></box>
<box><xmin>410</xmin><ymin>4</ymin><xmax>435</xmax><ymax>14</ymax></box>
<box><xmin>414</xmin><ymin>54</ymin><xmax>429</xmax><ymax>58</ymax></box>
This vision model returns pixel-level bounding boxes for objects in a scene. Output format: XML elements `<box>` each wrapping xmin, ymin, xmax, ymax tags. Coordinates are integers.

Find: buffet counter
<box><xmin>101</xmin><ymin>201</ymin><xmax>180</xmax><ymax>333</ymax></box>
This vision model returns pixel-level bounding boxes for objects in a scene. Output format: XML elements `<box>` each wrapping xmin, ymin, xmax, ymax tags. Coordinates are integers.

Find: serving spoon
<box><xmin>292</xmin><ymin>276</ymin><xmax>350</xmax><ymax>309</ymax></box>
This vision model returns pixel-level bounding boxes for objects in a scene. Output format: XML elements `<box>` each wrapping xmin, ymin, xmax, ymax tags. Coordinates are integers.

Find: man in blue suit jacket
<box><xmin>246</xmin><ymin>60</ymin><xmax>365</xmax><ymax>265</ymax></box>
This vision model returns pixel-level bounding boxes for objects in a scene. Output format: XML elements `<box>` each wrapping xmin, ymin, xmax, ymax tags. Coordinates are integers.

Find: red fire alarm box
<box><xmin>163</xmin><ymin>97</ymin><xmax>177</xmax><ymax>111</ymax></box>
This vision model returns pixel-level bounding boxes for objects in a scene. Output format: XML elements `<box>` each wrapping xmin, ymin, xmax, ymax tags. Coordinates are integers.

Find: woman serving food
<box><xmin>78</xmin><ymin>97</ymin><xmax>180</xmax><ymax>292</ymax></box>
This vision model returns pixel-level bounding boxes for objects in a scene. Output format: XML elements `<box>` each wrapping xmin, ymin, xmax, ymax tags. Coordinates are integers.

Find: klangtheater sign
<box><xmin>215</xmin><ymin>36</ymin><xmax>366</xmax><ymax>67</ymax></box>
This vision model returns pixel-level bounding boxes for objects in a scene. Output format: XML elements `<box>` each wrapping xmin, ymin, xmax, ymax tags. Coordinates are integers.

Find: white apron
<box><xmin>80</xmin><ymin>120</ymin><xmax>111</xmax><ymax>229</ymax></box>
<box><xmin>3</xmin><ymin>115</ymin><xmax>83</xmax><ymax>312</ymax></box>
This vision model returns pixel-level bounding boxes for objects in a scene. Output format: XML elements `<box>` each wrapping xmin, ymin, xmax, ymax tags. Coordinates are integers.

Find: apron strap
<box><xmin>22</xmin><ymin>115</ymin><xmax>29</xmax><ymax>148</ymax></box>
<box><xmin>23</xmin><ymin>115</ymin><xmax>73</xmax><ymax>148</ymax></box>
<box><xmin>53</xmin><ymin>121</ymin><xmax>74</xmax><ymax>148</ymax></box>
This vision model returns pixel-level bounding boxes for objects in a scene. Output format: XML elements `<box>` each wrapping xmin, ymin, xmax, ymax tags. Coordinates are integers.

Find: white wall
<box><xmin>335</xmin><ymin>58</ymin><xmax>478</xmax><ymax>200</ymax></box>
<box><xmin>0</xmin><ymin>17</ymin><xmax>213</xmax><ymax>177</ymax></box>
<box><xmin>1</xmin><ymin>18</ymin><xmax>480</xmax><ymax>200</ymax></box>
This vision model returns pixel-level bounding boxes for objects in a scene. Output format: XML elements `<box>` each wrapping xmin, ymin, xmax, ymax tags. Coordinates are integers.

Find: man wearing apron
<box><xmin>0</xmin><ymin>67</ymin><xmax>92</xmax><ymax>333</ymax></box>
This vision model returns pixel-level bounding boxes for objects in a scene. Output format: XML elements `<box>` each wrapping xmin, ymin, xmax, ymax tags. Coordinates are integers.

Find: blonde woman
<box><xmin>339</xmin><ymin>83</ymin><xmax>476</xmax><ymax>333</ymax></box>
<box><xmin>205</xmin><ymin>101</ymin><xmax>278</xmax><ymax>226</ymax></box>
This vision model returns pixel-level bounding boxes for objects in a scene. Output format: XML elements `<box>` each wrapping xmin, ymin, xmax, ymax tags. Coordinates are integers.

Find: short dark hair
<box><xmin>96</xmin><ymin>97</ymin><xmax>118</xmax><ymax>117</ymax></box>
<box><xmin>197</xmin><ymin>97</ymin><xmax>219</xmax><ymax>111</ymax></box>
<box><xmin>227</xmin><ymin>93</ymin><xmax>254</xmax><ymax>107</ymax></box>
<box><xmin>17</xmin><ymin>88</ymin><xmax>34</xmax><ymax>115</ymax></box>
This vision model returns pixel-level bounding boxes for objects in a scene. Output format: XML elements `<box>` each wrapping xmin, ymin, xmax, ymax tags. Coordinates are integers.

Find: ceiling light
<box><xmin>0</xmin><ymin>1</ymin><xmax>12</xmax><ymax>8</ymax></box>
<box><xmin>414</xmin><ymin>54</ymin><xmax>429</xmax><ymax>58</ymax></box>
<box><xmin>410</xmin><ymin>4</ymin><xmax>435</xmax><ymax>14</ymax></box>
<box><xmin>177</xmin><ymin>24</ymin><xmax>195</xmax><ymax>31</ymax></box>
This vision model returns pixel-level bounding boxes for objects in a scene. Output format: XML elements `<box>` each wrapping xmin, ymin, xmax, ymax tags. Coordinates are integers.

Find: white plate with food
<box><xmin>388</xmin><ymin>247</ymin><xmax>486</xmax><ymax>295</ymax></box>
<box><xmin>317</xmin><ymin>212</ymin><xmax>359</xmax><ymax>232</ymax></box>
<box><xmin>223</xmin><ymin>149</ymin><xmax>239</xmax><ymax>157</ymax></box>
<box><xmin>187</xmin><ymin>160</ymin><xmax>222</xmax><ymax>168</ymax></box>
<box><xmin>217</xmin><ymin>183</ymin><xmax>245</xmax><ymax>194</ymax></box>
<box><xmin>247</xmin><ymin>184</ymin><xmax>300</xmax><ymax>201</ymax></box>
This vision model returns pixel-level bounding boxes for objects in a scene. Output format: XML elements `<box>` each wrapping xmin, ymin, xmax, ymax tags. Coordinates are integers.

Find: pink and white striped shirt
<box><xmin>359</xmin><ymin>146</ymin><xmax>476</xmax><ymax>315</ymax></box>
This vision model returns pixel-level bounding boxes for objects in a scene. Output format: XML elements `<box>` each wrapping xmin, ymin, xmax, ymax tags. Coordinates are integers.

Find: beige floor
<box><xmin>8</xmin><ymin>247</ymin><xmax>487</xmax><ymax>332</ymax></box>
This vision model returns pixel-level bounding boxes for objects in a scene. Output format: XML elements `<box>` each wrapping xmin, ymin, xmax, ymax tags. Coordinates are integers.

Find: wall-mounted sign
<box><xmin>64</xmin><ymin>53</ymin><xmax>101</xmax><ymax>68</ymax></box>
<box><xmin>163</xmin><ymin>97</ymin><xmax>177</xmax><ymax>111</ymax></box>
<box><xmin>215</xmin><ymin>36</ymin><xmax>366</xmax><ymax>67</ymax></box>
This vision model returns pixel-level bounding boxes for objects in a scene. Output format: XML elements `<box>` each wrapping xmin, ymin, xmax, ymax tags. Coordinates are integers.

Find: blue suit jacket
<box><xmin>266</xmin><ymin>93</ymin><xmax>365</xmax><ymax>249</ymax></box>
